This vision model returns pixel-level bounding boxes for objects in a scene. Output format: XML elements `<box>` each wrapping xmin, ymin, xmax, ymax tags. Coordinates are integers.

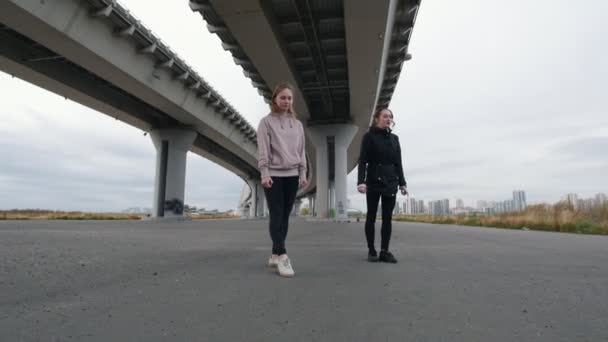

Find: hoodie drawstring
<box><xmin>279</xmin><ymin>116</ymin><xmax>293</xmax><ymax>129</ymax></box>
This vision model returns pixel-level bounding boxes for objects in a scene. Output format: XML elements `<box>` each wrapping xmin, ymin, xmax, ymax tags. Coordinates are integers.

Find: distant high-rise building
<box><xmin>405</xmin><ymin>198</ymin><xmax>414</xmax><ymax>214</ymax></box>
<box><xmin>393</xmin><ymin>201</ymin><xmax>400</xmax><ymax>215</ymax></box>
<box><xmin>428</xmin><ymin>199</ymin><xmax>450</xmax><ymax>215</ymax></box>
<box><xmin>505</xmin><ymin>199</ymin><xmax>514</xmax><ymax>212</ymax></box>
<box><xmin>405</xmin><ymin>198</ymin><xmax>426</xmax><ymax>215</ymax></box>
<box><xmin>595</xmin><ymin>193</ymin><xmax>607</xmax><ymax>206</ymax></box>
<box><xmin>478</xmin><ymin>200</ymin><xmax>499</xmax><ymax>211</ymax></box>
<box><xmin>427</xmin><ymin>201</ymin><xmax>436</xmax><ymax>215</ymax></box>
<box><xmin>512</xmin><ymin>190</ymin><xmax>527</xmax><ymax>211</ymax></box>
<box><xmin>417</xmin><ymin>200</ymin><xmax>425</xmax><ymax>214</ymax></box>
<box><xmin>456</xmin><ymin>199</ymin><xmax>464</xmax><ymax>208</ymax></box>
<box><xmin>495</xmin><ymin>201</ymin><xmax>505</xmax><ymax>213</ymax></box>
<box><xmin>405</xmin><ymin>198</ymin><xmax>423</xmax><ymax>215</ymax></box>
<box><xmin>442</xmin><ymin>199</ymin><xmax>450</xmax><ymax>214</ymax></box>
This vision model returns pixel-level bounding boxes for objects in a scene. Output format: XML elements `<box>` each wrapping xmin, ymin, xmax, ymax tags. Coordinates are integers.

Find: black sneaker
<box><xmin>367</xmin><ymin>250</ymin><xmax>379</xmax><ymax>262</ymax></box>
<box><xmin>379</xmin><ymin>251</ymin><xmax>398</xmax><ymax>263</ymax></box>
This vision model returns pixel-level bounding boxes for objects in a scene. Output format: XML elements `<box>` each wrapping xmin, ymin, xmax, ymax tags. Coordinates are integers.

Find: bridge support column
<box><xmin>307</xmin><ymin>195</ymin><xmax>315</xmax><ymax>216</ymax></box>
<box><xmin>258</xmin><ymin>190</ymin><xmax>266</xmax><ymax>217</ymax></box>
<box><xmin>307</xmin><ymin>124</ymin><xmax>358</xmax><ymax>220</ymax></box>
<box><xmin>246</xmin><ymin>179</ymin><xmax>266</xmax><ymax>218</ymax></box>
<box><xmin>149</xmin><ymin>127</ymin><xmax>197</xmax><ymax>218</ymax></box>
<box><xmin>293</xmin><ymin>198</ymin><xmax>302</xmax><ymax>216</ymax></box>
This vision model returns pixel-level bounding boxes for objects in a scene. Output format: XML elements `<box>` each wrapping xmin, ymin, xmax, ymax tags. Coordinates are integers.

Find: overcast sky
<box><xmin>1</xmin><ymin>0</ymin><xmax>607</xmax><ymax>212</ymax></box>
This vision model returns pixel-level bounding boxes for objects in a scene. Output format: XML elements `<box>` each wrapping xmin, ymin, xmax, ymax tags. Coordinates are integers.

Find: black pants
<box><xmin>365</xmin><ymin>191</ymin><xmax>397</xmax><ymax>251</ymax></box>
<box><xmin>264</xmin><ymin>176</ymin><xmax>299</xmax><ymax>255</ymax></box>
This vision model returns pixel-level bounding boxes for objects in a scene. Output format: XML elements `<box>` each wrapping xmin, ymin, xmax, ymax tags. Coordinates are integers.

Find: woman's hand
<box><xmin>299</xmin><ymin>178</ymin><xmax>309</xmax><ymax>189</ymax></box>
<box><xmin>400</xmin><ymin>186</ymin><xmax>408</xmax><ymax>196</ymax></box>
<box><xmin>357</xmin><ymin>183</ymin><xmax>367</xmax><ymax>194</ymax></box>
<box><xmin>262</xmin><ymin>177</ymin><xmax>273</xmax><ymax>189</ymax></box>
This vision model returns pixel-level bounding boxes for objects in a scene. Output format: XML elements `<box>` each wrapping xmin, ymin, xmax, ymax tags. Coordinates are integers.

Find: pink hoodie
<box><xmin>257</xmin><ymin>113</ymin><xmax>307</xmax><ymax>180</ymax></box>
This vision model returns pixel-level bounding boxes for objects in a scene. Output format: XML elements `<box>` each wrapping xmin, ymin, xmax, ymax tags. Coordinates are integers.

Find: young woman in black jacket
<box><xmin>357</xmin><ymin>108</ymin><xmax>408</xmax><ymax>263</ymax></box>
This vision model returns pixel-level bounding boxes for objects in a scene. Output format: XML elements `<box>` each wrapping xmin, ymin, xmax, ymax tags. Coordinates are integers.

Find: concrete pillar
<box><xmin>307</xmin><ymin>124</ymin><xmax>358</xmax><ymax>220</ymax></box>
<box><xmin>240</xmin><ymin>204</ymin><xmax>250</xmax><ymax>218</ymax></box>
<box><xmin>334</xmin><ymin>125</ymin><xmax>358</xmax><ymax>221</ymax></box>
<box><xmin>149</xmin><ymin>127</ymin><xmax>197</xmax><ymax>218</ymax></box>
<box><xmin>238</xmin><ymin>182</ymin><xmax>252</xmax><ymax>219</ymax></box>
<box><xmin>307</xmin><ymin>195</ymin><xmax>314</xmax><ymax>216</ymax></box>
<box><xmin>329</xmin><ymin>180</ymin><xmax>336</xmax><ymax>214</ymax></box>
<box><xmin>258</xmin><ymin>192</ymin><xmax>267</xmax><ymax>217</ymax></box>
<box><xmin>293</xmin><ymin>198</ymin><xmax>302</xmax><ymax>216</ymax></box>
<box><xmin>246</xmin><ymin>180</ymin><xmax>256</xmax><ymax>218</ymax></box>
<box><xmin>307</xmin><ymin>128</ymin><xmax>329</xmax><ymax>218</ymax></box>
<box><xmin>246</xmin><ymin>179</ymin><xmax>265</xmax><ymax>218</ymax></box>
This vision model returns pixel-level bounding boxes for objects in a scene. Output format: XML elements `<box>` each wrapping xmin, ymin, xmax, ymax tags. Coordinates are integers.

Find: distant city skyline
<box><xmin>374</xmin><ymin>190</ymin><xmax>607</xmax><ymax>216</ymax></box>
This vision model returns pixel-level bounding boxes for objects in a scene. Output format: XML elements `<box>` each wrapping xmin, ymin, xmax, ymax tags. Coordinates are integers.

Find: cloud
<box><xmin>0</xmin><ymin>87</ymin><xmax>245</xmax><ymax>211</ymax></box>
<box><xmin>2</xmin><ymin>0</ymin><xmax>608</xmax><ymax>212</ymax></box>
<box><xmin>548</xmin><ymin>136</ymin><xmax>608</xmax><ymax>162</ymax></box>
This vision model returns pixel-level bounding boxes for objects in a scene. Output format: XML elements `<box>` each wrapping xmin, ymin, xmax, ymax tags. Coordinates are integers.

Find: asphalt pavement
<box><xmin>1</xmin><ymin>218</ymin><xmax>607</xmax><ymax>341</ymax></box>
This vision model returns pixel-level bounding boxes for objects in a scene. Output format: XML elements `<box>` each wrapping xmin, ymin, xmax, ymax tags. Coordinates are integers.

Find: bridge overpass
<box><xmin>0</xmin><ymin>0</ymin><xmax>420</xmax><ymax>220</ymax></box>
<box><xmin>191</xmin><ymin>0</ymin><xmax>420</xmax><ymax>219</ymax></box>
<box><xmin>0</xmin><ymin>0</ymin><xmax>265</xmax><ymax>218</ymax></box>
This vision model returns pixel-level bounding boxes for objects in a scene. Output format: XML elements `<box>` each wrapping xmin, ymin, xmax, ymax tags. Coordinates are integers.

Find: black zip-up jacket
<box><xmin>357</xmin><ymin>126</ymin><xmax>406</xmax><ymax>194</ymax></box>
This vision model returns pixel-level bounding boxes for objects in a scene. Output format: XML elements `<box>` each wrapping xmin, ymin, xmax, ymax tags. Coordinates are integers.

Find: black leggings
<box><xmin>264</xmin><ymin>176</ymin><xmax>299</xmax><ymax>255</ymax></box>
<box><xmin>365</xmin><ymin>192</ymin><xmax>397</xmax><ymax>251</ymax></box>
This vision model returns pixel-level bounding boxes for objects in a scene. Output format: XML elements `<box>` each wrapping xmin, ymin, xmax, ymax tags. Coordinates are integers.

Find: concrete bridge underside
<box><xmin>0</xmin><ymin>0</ymin><xmax>267</xmax><ymax>218</ymax></box>
<box><xmin>1</xmin><ymin>0</ymin><xmax>420</xmax><ymax>220</ymax></box>
<box><xmin>191</xmin><ymin>0</ymin><xmax>420</xmax><ymax>219</ymax></box>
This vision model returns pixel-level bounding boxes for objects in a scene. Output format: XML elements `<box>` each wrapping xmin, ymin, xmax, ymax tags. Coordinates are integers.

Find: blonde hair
<box><xmin>270</xmin><ymin>82</ymin><xmax>297</xmax><ymax>118</ymax></box>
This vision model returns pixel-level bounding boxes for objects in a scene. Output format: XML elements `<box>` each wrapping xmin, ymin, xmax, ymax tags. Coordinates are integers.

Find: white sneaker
<box><xmin>277</xmin><ymin>254</ymin><xmax>295</xmax><ymax>277</ymax></box>
<box><xmin>268</xmin><ymin>254</ymin><xmax>279</xmax><ymax>267</ymax></box>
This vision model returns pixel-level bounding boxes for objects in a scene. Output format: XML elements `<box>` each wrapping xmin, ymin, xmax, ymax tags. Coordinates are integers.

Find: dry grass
<box><xmin>394</xmin><ymin>203</ymin><xmax>608</xmax><ymax>235</ymax></box>
<box><xmin>188</xmin><ymin>214</ymin><xmax>237</xmax><ymax>220</ymax></box>
<box><xmin>0</xmin><ymin>209</ymin><xmax>142</xmax><ymax>220</ymax></box>
<box><xmin>0</xmin><ymin>210</ymin><xmax>239</xmax><ymax>221</ymax></box>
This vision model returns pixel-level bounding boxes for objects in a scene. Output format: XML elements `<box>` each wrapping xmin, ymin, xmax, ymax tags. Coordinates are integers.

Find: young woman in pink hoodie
<box><xmin>257</xmin><ymin>83</ymin><xmax>308</xmax><ymax>277</ymax></box>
